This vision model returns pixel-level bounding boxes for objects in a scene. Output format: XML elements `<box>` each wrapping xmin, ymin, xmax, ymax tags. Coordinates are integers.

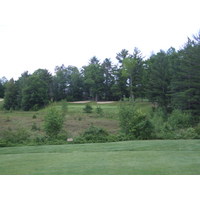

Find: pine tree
<box><xmin>171</xmin><ymin>35</ymin><xmax>200</xmax><ymax>116</ymax></box>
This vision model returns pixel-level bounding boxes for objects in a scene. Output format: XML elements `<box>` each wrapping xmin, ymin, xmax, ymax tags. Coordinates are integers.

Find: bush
<box><xmin>83</xmin><ymin>104</ymin><xmax>93</xmax><ymax>113</ymax></box>
<box><xmin>83</xmin><ymin>125</ymin><xmax>109</xmax><ymax>142</ymax></box>
<box><xmin>44</xmin><ymin>107</ymin><xmax>64</xmax><ymax>138</ymax></box>
<box><xmin>32</xmin><ymin>114</ymin><xmax>37</xmax><ymax>119</ymax></box>
<box><xmin>31</xmin><ymin>122</ymin><xmax>40</xmax><ymax>131</ymax></box>
<box><xmin>74</xmin><ymin>125</ymin><xmax>109</xmax><ymax>143</ymax></box>
<box><xmin>174</xmin><ymin>128</ymin><xmax>199</xmax><ymax>139</ymax></box>
<box><xmin>195</xmin><ymin>123</ymin><xmax>200</xmax><ymax>137</ymax></box>
<box><xmin>119</xmin><ymin>103</ymin><xmax>154</xmax><ymax>139</ymax></box>
<box><xmin>168</xmin><ymin>109</ymin><xmax>191</xmax><ymax>129</ymax></box>
<box><xmin>0</xmin><ymin>128</ymin><xmax>30</xmax><ymax>145</ymax></box>
<box><xmin>96</xmin><ymin>106</ymin><xmax>103</xmax><ymax>116</ymax></box>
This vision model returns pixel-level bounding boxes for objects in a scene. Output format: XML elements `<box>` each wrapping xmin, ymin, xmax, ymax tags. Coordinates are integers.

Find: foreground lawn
<box><xmin>0</xmin><ymin>140</ymin><xmax>200</xmax><ymax>175</ymax></box>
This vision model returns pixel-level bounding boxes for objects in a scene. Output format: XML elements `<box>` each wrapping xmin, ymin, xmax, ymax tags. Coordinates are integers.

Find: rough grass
<box><xmin>0</xmin><ymin>101</ymin><xmax>122</xmax><ymax>138</ymax></box>
<box><xmin>0</xmin><ymin>140</ymin><xmax>200</xmax><ymax>175</ymax></box>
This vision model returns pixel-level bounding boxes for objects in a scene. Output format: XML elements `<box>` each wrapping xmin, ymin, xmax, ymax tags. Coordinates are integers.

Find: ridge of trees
<box><xmin>2</xmin><ymin>31</ymin><xmax>200</xmax><ymax>117</ymax></box>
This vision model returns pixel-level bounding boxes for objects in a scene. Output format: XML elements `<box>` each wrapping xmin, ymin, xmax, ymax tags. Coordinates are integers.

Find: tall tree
<box><xmin>122</xmin><ymin>48</ymin><xmax>144</xmax><ymax>100</ymax></box>
<box><xmin>101</xmin><ymin>58</ymin><xmax>115</xmax><ymax>100</ymax></box>
<box><xmin>65</xmin><ymin>66</ymin><xmax>83</xmax><ymax>101</ymax></box>
<box><xmin>82</xmin><ymin>57</ymin><xmax>104</xmax><ymax>101</ymax></box>
<box><xmin>147</xmin><ymin>50</ymin><xmax>173</xmax><ymax>111</ymax></box>
<box><xmin>171</xmin><ymin>34</ymin><xmax>200</xmax><ymax>116</ymax></box>
<box><xmin>53</xmin><ymin>65</ymin><xmax>68</xmax><ymax>101</ymax></box>
<box><xmin>115</xmin><ymin>49</ymin><xmax>129</xmax><ymax>99</ymax></box>
<box><xmin>21</xmin><ymin>74</ymin><xmax>50</xmax><ymax>111</ymax></box>
<box><xmin>3</xmin><ymin>79</ymin><xmax>18</xmax><ymax>110</ymax></box>
<box><xmin>0</xmin><ymin>77</ymin><xmax>7</xmax><ymax>98</ymax></box>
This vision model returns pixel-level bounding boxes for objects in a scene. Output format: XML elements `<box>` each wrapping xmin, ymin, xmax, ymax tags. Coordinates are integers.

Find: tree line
<box><xmin>1</xmin><ymin>31</ymin><xmax>200</xmax><ymax>117</ymax></box>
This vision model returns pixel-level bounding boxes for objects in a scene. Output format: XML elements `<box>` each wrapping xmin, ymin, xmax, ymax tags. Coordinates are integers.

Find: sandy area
<box><xmin>69</xmin><ymin>101</ymin><xmax>115</xmax><ymax>104</ymax></box>
<box><xmin>69</xmin><ymin>101</ymin><xmax>91</xmax><ymax>104</ymax></box>
<box><xmin>97</xmin><ymin>101</ymin><xmax>115</xmax><ymax>104</ymax></box>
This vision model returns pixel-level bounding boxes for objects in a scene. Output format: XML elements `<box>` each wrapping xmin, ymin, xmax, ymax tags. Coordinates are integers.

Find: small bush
<box><xmin>44</xmin><ymin>107</ymin><xmax>64</xmax><ymax>138</ymax></box>
<box><xmin>31</xmin><ymin>122</ymin><xmax>40</xmax><ymax>131</ymax></box>
<box><xmin>74</xmin><ymin>125</ymin><xmax>109</xmax><ymax>143</ymax></box>
<box><xmin>32</xmin><ymin>114</ymin><xmax>37</xmax><ymax>119</ymax></box>
<box><xmin>168</xmin><ymin>109</ymin><xmax>191</xmax><ymax>129</ymax></box>
<box><xmin>0</xmin><ymin>128</ymin><xmax>30</xmax><ymax>145</ymax></box>
<box><xmin>119</xmin><ymin>103</ymin><xmax>154</xmax><ymax>139</ymax></box>
<box><xmin>83</xmin><ymin>104</ymin><xmax>93</xmax><ymax>113</ymax></box>
<box><xmin>96</xmin><ymin>106</ymin><xmax>103</xmax><ymax>116</ymax></box>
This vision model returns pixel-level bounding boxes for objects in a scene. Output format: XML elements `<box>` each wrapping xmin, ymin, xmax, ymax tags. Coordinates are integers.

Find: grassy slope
<box><xmin>0</xmin><ymin>140</ymin><xmax>200</xmax><ymax>175</ymax></box>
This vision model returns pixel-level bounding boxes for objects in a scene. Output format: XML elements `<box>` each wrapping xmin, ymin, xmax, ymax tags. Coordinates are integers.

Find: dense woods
<box><xmin>1</xmin><ymin>32</ymin><xmax>200</xmax><ymax>118</ymax></box>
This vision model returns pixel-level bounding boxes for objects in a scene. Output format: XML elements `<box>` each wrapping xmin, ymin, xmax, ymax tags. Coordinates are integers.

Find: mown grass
<box><xmin>0</xmin><ymin>140</ymin><xmax>200</xmax><ymax>175</ymax></box>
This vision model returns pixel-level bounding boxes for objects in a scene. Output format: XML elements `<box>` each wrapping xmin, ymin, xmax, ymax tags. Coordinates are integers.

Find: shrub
<box><xmin>96</xmin><ymin>106</ymin><xmax>103</xmax><ymax>116</ymax></box>
<box><xmin>83</xmin><ymin>104</ymin><xmax>93</xmax><ymax>113</ymax></box>
<box><xmin>174</xmin><ymin>128</ymin><xmax>198</xmax><ymax>139</ymax></box>
<box><xmin>32</xmin><ymin>114</ymin><xmax>37</xmax><ymax>119</ymax></box>
<box><xmin>74</xmin><ymin>125</ymin><xmax>109</xmax><ymax>143</ymax></box>
<box><xmin>44</xmin><ymin>107</ymin><xmax>64</xmax><ymax>138</ymax></box>
<box><xmin>31</xmin><ymin>122</ymin><xmax>40</xmax><ymax>131</ymax></box>
<box><xmin>119</xmin><ymin>103</ymin><xmax>154</xmax><ymax>139</ymax></box>
<box><xmin>195</xmin><ymin>123</ymin><xmax>200</xmax><ymax>137</ymax></box>
<box><xmin>167</xmin><ymin>109</ymin><xmax>191</xmax><ymax>129</ymax></box>
<box><xmin>0</xmin><ymin>128</ymin><xmax>30</xmax><ymax>145</ymax></box>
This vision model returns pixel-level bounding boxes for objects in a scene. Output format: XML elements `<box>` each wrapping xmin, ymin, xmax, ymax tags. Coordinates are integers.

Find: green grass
<box><xmin>0</xmin><ymin>140</ymin><xmax>200</xmax><ymax>175</ymax></box>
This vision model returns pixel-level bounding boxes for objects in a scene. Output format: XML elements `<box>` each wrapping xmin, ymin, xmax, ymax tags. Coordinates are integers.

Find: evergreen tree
<box><xmin>101</xmin><ymin>58</ymin><xmax>115</xmax><ymax>100</ymax></box>
<box><xmin>171</xmin><ymin>34</ymin><xmax>200</xmax><ymax>116</ymax></box>
<box><xmin>147</xmin><ymin>50</ymin><xmax>173</xmax><ymax>112</ymax></box>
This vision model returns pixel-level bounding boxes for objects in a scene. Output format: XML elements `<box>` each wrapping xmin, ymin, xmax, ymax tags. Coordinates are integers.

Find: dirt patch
<box><xmin>97</xmin><ymin>101</ymin><xmax>115</xmax><ymax>104</ymax></box>
<box><xmin>69</xmin><ymin>101</ymin><xmax>91</xmax><ymax>104</ymax></box>
<box><xmin>70</xmin><ymin>101</ymin><xmax>115</xmax><ymax>104</ymax></box>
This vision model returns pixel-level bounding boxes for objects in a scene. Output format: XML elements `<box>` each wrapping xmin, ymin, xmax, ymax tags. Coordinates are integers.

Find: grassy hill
<box><xmin>0</xmin><ymin>140</ymin><xmax>200</xmax><ymax>175</ymax></box>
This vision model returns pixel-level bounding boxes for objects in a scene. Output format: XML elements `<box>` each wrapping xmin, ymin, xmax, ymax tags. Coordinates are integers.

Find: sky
<box><xmin>0</xmin><ymin>0</ymin><xmax>200</xmax><ymax>80</ymax></box>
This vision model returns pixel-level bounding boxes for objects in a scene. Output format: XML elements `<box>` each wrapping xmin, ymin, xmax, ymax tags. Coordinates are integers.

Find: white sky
<box><xmin>0</xmin><ymin>0</ymin><xmax>200</xmax><ymax>80</ymax></box>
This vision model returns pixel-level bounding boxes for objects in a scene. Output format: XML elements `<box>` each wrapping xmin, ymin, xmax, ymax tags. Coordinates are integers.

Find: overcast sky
<box><xmin>0</xmin><ymin>0</ymin><xmax>200</xmax><ymax>80</ymax></box>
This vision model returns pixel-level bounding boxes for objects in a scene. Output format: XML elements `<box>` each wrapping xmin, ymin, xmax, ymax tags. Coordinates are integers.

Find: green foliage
<box><xmin>21</xmin><ymin>75</ymin><xmax>49</xmax><ymax>111</ymax></box>
<box><xmin>3</xmin><ymin>79</ymin><xmax>18</xmax><ymax>110</ymax></box>
<box><xmin>119</xmin><ymin>103</ymin><xmax>154</xmax><ymax>139</ymax></box>
<box><xmin>96</xmin><ymin>106</ymin><xmax>103</xmax><ymax>116</ymax></box>
<box><xmin>31</xmin><ymin>122</ymin><xmax>40</xmax><ymax>131</ymax></box>
<box><xmin>44</xmin><ymin>107</ymin><xmax>64</xmax><ymax>138</ymax></box>
<box><xmin>150</xmin><ymin>108</ymin><xmax>196</xmax><ymax>139</ymax></box>
<box><xmin>83</xmin><ymin>104</ymin><xmax>93</xmax><ymax>113</ymax></box>
<box><xmin>32</xmin><ymin>114</ymin><xmax>37</xmax><ymax>119</ymax></box>
<box><xmin>146</xmin><ymin>50</ymin><xmax>174</xmax><ymax>111</ymax></box>
<box><xmin>74</xmin><ymin>125</ymin><xmax>109</xmax><ymax>143</ymax></box>
<box><xmin>167</xmin><ymin>109</ymin><xmax>191</xmax><ymax>129</ymax></box>
<box><xmin>171</xmin><ymin>35</ymin><xmax>200</xmax><ymax>116</ymax></box>
<box><xmin>0</xmin><ymin>128</ymin><xmax>30</xmax><ymax>145</ymax></box>
<box><xmin>194</xmin><ymin>123</ymin><xmax>200</xmax><ymax>138</ymax></box>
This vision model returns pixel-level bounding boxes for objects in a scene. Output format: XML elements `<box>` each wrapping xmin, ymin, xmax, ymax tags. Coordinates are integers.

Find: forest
<box><xmin>1</xmin><ymin>32</ymin><xmax>200</xmax><ymax>119</ymax></box>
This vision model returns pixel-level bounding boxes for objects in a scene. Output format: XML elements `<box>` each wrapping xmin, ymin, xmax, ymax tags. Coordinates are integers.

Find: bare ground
<box><xmin>69</xmin><ymin>101</ymin><xmax>115</xmax><ymax>104</ymax></box>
